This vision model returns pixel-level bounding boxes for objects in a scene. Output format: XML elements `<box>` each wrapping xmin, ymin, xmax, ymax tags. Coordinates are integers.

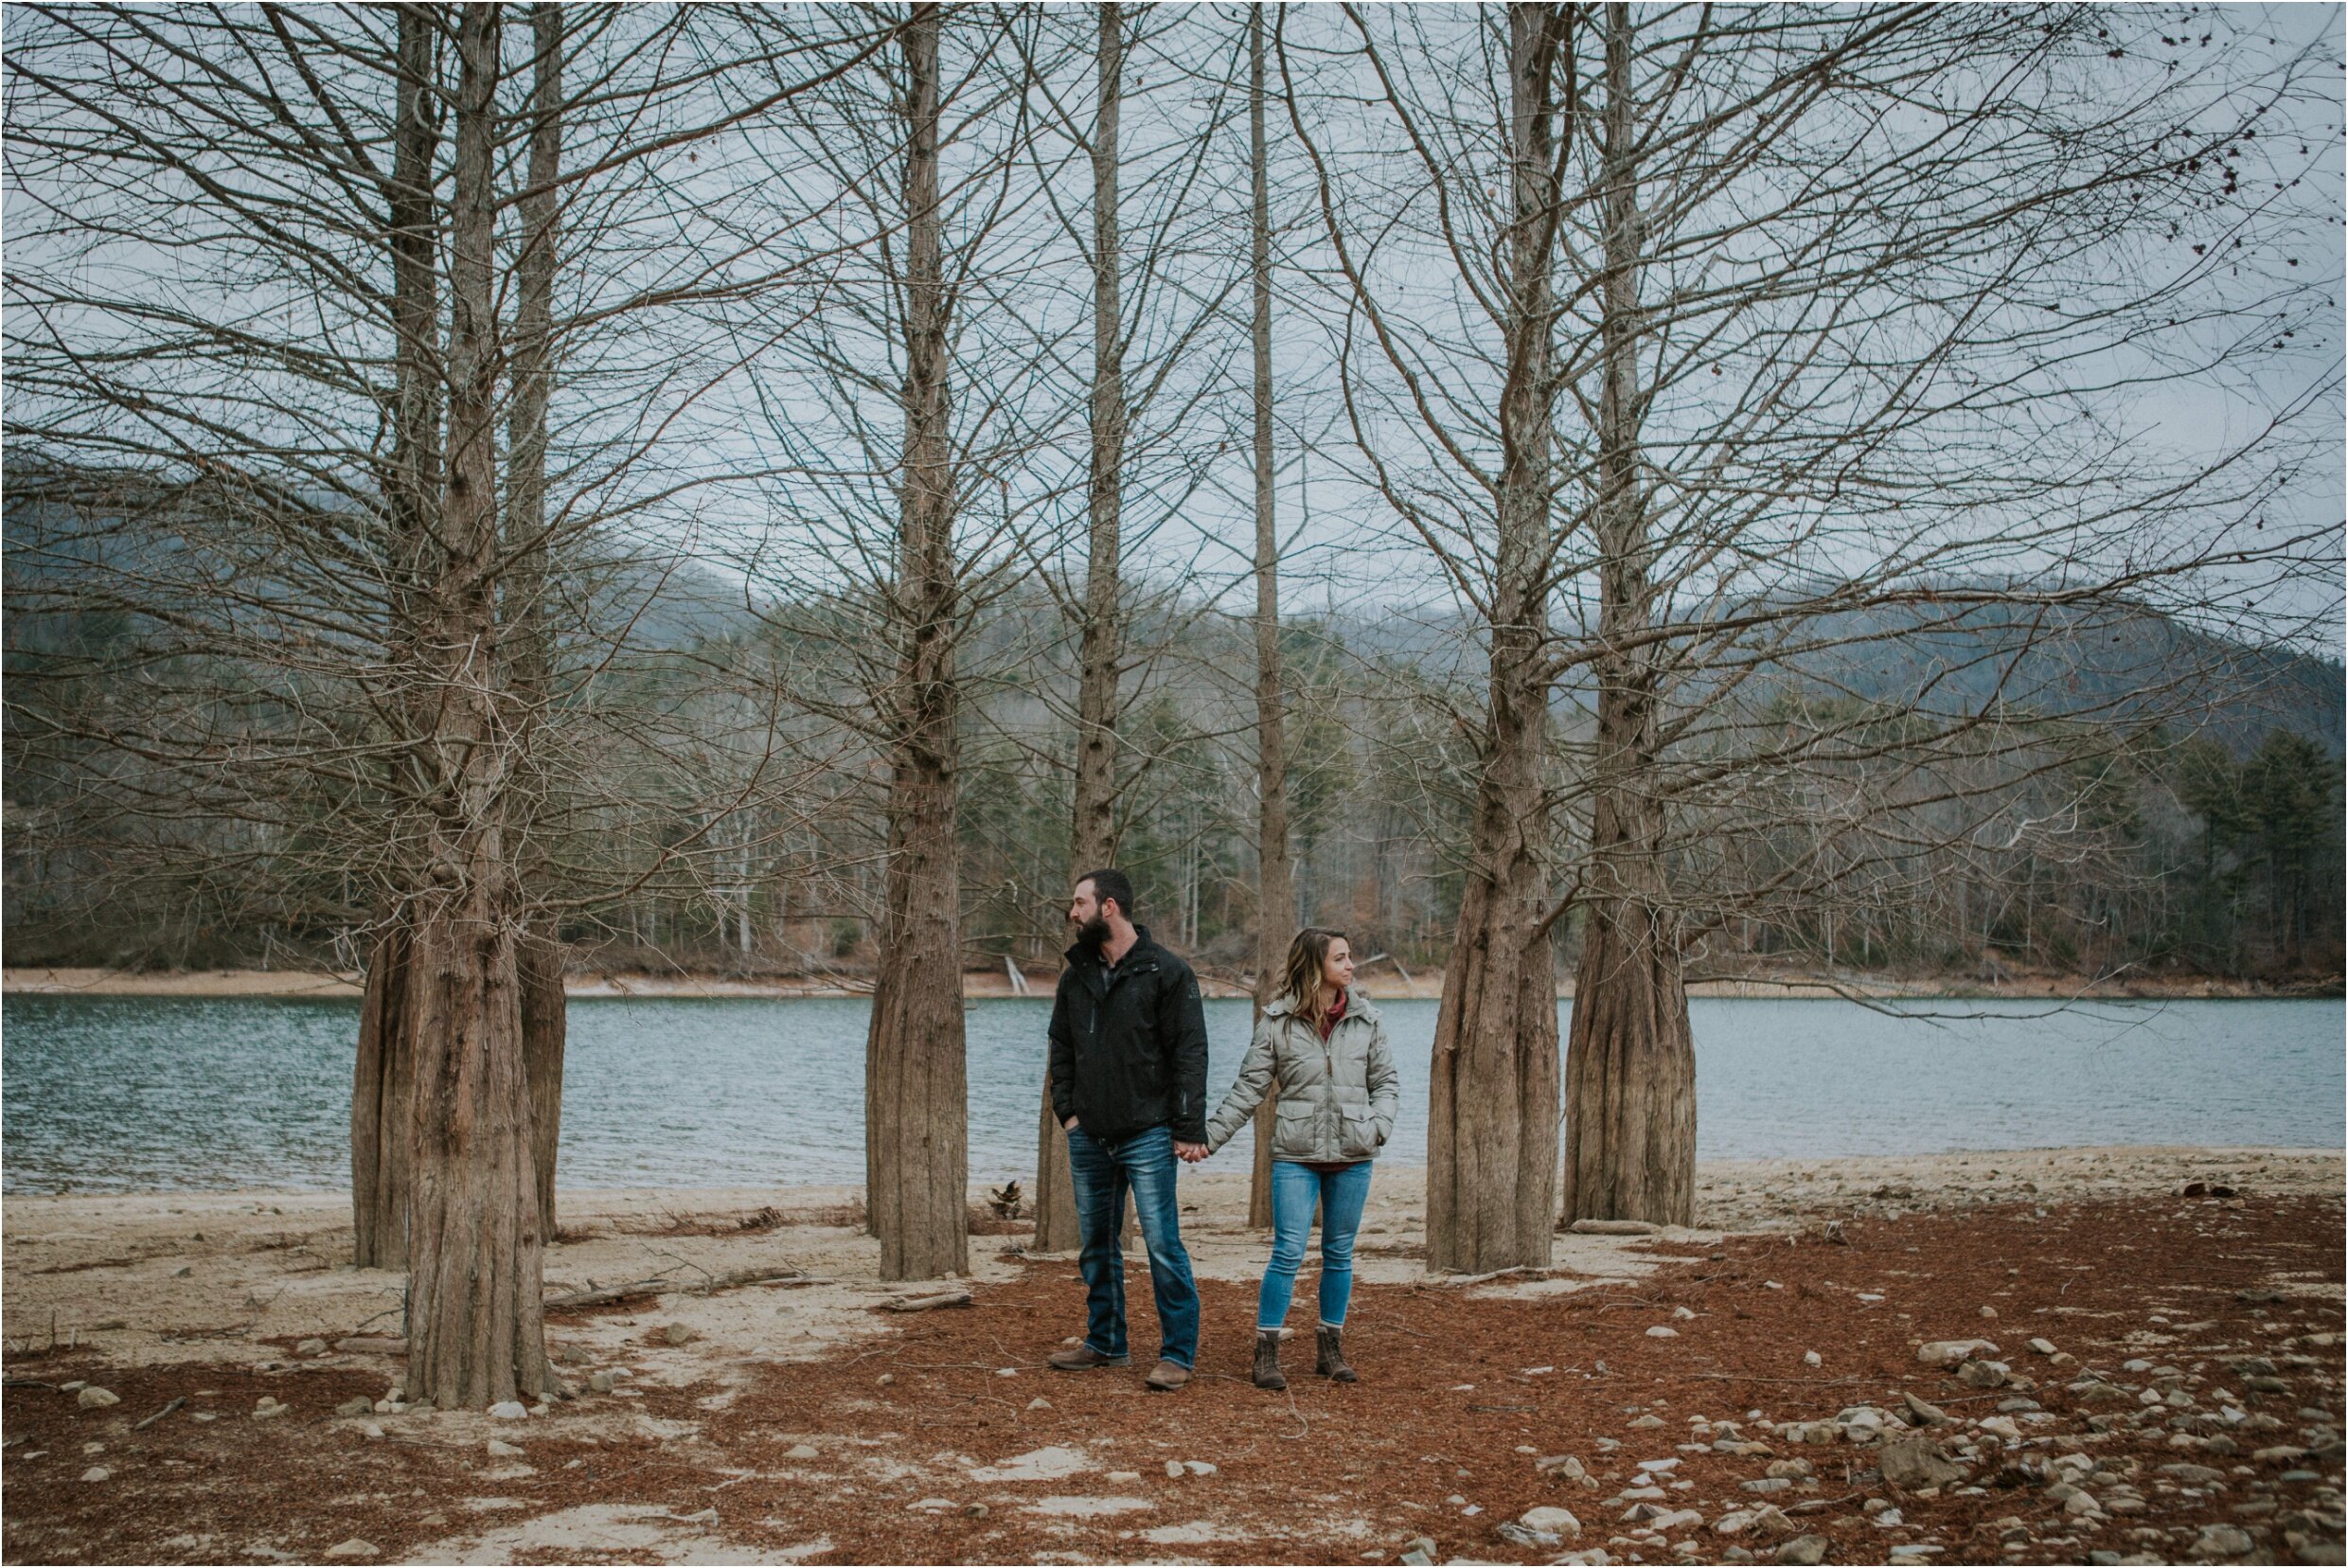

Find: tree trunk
<box><xmin>507</xmin><ymin>0</ymin><xmax>566</xmax><ymax>1245</ymax></box>
<box><xmin>518</xmin><ymin>928</ymin><xmax>566</xmax><ymax>1239</ymax></box>
<box><xmin>1560</xmin><ymin>2</ymin><xmax>1696</xmax><ymax>1229</ymax></box>
<box><xmin>1036</xmin><ymin>2</ymin><xmax>1126</xmax><ymax>1258</ymax></box>
<box><xmin>403</xmin><ymin>3</ymin><xmax>553</xmax><ymax>1407</ymax></box>
<box><xmin>351</xmin><ymin>912</ymin><xmax>413</xmax><ymax>1269</ymax></box>
<box><xmin>354</xmin><ymin>1</ymin><xmax>438</xmax><ymax>1270</ymax></box>
<box><xmin>865</xmin><ymin>2</ymin><xmax>969</xmax><ymax>1282</ymax></box>
<box><xmin>1425</xmin><ymin>4</ymin><xmax>1569</xmax><ymax>1275</ymax></box>
<box><xmin>1245</xmin><ymin>6</ymin><xmax>1290</xmax><ymax>1234</ymax></box>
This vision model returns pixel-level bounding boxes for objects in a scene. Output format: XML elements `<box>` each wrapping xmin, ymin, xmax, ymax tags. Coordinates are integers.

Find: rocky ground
<box><xmin>3</xmin><ymin>1149</ymin><xmax>2341</xmax><ymax>1566</ymax></box>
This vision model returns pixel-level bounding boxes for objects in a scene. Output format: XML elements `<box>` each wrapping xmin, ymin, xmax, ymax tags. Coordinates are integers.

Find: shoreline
<box><xmin>7</xmin><ymin>963</ymin><xmax>2336</xmax><ymax>1002</ymax></box>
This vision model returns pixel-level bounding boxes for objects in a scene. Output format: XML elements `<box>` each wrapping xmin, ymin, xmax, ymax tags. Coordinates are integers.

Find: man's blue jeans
<box><xmin>1064</xmin><ymin>1123</ymin><xmax>1200</xmax><ymax>1369</ymax></box>
<box><xmin>1257</xmin><ymin>1159</ymin><xmax>1374</xmax><ymax>1329</ymax></box>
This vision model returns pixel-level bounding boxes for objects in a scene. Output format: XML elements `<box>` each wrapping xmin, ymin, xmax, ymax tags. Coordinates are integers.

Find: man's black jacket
<box><xmin>1047</xmin><ymin>925</ymin><xmax>1210</xmax><ymax>1145</ymax></box>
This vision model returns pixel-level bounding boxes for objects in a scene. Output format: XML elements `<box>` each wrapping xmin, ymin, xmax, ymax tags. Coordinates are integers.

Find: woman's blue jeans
<box><xmin>1256</xmin><ymin>1159</ymin><xmax>1373</xmax><ymax>1329</ymax></box>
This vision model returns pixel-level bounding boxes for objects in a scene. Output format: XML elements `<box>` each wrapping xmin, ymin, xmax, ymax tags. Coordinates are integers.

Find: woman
<box><xmin>1201</xmin><ymin>928</ymin><xmax>1398</xmax><ymax>1390</ymax></box>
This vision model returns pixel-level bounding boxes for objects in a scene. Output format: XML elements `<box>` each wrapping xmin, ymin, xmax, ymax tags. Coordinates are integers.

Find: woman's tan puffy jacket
<box><xmin>1202</xmin><ymin>988</ymin><xmax>1399</xmax><ymax>1163</ymax></box>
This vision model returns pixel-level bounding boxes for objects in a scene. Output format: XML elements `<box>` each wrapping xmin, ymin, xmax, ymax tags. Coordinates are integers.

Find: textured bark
<box><xmin>1245</xmin><ymin>7</ymin><xmax>1289</xmax><ymax>1234</ymax></box>
<box><xmin>865</xmin><ymin>3</ymin><xmax>969</xmax><ymax>1282</ymax></box>
<box><xmin>353</xmin><ymin>5</ymin><xmax>437</xmax><ymax>1269</ymax></box>
<box><xmin>1425</xmin><ymin>4</ymin><xmax>1571</xmax><ymax>1275</ymax></box>
<box><xmin>518</xmin><ymin>928</ymin><xmax>567</xmax><ymax>1239</ymax></box>
<box><xmin>1030</xmin><ymin>1080</ymin><xmax>1079</xmax><ymax>1252</ymax></box>
<box><xmin>1037</xmin><ymin>3</ymin><xmax>1126</xmax><ymax>1258</ymax></box>
<box><xmin>1561</xmin><ymin>4</ymin><xmax>1695</xmax><ymax>1228</ymax></box>
<box><xmin>507</xmin><ymin>0</ymin><xmax>566</xmax><ymax>1244</ymax></box>
<box><xmin>402</xmin><ymin>4</ymin><xmax>552</xmax><ymax>1407</ymax></box>
<box><xmin>350</xmin><ymin>913</ymin><xmax>413</xmax><ymax>1269</ymax></box>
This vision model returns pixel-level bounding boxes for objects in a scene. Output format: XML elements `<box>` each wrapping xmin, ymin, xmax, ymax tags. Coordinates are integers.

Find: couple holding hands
<box><xmin>1042</xmin><ymin>868</ymin><xmax>1398</xmax><ymax>1394</ymax></box>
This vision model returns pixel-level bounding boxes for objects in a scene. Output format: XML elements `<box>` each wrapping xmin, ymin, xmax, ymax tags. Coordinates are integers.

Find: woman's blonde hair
<box><xmin>1277</xmin><ymin>927</ymin><xmax>1347</xmax><ymax>1014</ymax></box>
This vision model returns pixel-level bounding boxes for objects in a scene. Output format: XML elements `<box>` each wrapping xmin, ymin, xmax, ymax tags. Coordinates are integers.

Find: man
<box><xmin>1045</xmin><ymin>868</ymin><xmax>1208</xmax><ymax>1391</ymax></box>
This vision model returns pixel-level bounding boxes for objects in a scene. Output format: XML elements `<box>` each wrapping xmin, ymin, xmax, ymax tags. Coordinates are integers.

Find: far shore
<box><xmin>4</xmin><ymin>963</ymin><xmax>2336</xmax><ymax>1002</ymax></box>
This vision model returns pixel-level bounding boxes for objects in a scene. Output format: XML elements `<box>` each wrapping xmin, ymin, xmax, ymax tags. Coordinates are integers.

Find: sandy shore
<box><xmin>7</xmin><ymin>1147</ymin><xmax>2337</xmax><ymax>1367</ymax></box>
<box><xmin>8</xmin><ymin>965</ymin><xmax>2328</xmax><ymax>1002</ymax></box>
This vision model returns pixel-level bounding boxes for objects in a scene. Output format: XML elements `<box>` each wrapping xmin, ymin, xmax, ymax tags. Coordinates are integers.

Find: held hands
<box><xmin>1174</xmin><ymin>1140</ymin><xmax>1208</xmax><ymax>1164</ymax></box>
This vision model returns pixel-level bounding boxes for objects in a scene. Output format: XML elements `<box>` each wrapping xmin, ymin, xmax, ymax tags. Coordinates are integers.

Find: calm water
<box><xmin>2</xmin><ymin>994</ymin><xmax>2339</xmax><ymax>1195</ymax></box>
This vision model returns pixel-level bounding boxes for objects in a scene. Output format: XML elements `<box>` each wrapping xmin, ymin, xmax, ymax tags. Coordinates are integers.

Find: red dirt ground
<box><xmin>6</xmin><ymin>1193</ymin><xmax>2341</xmax><ymax>1565</ymax></box>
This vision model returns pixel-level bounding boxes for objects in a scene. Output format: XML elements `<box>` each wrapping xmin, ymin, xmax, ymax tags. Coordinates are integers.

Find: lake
<box><xmin>1</xmin><ymin>994</ymin><xmax>2339</xmax><ymax>1195</ymax></box>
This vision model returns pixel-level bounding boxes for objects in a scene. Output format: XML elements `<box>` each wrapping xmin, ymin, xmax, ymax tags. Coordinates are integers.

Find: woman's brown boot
<box><xmin>1315</xmin><ymin>1324</ymin><xmax>1358</xmax><ymax>1382</ymax></box>
<box><xmin>1252</xmin><ymin>1329</ymin><xmax>1287</xmax><ymax>1391</ymax></box>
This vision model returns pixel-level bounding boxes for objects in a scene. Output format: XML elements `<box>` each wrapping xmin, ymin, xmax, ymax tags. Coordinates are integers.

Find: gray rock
<box><xmin>2159</xmin><ymin>1463</ymin><xmax>2227</xmax><ymax>1485</ymax></box>
<box><xmin>785</xmin><ymin>1443</ymin><xmax>820</xmax><ymax>1460</ymax></box>
<box><xmin>322</xmin><ymin>1541</ymin><xmax>381</xmax><ymax>1559</ymax></box>
<box><xmin>487</xmin><ymin>1439</ymin><xmax>525</xmax><ymax>1458</ymax></box>
<box><xmin>75</xmin><ymin>1387</ymin><xmax>120</xmax><ymax>1409</ymax></box>
<box><xmin>588</xmin><ymin>1371</ymin><xmax>617</xmax><ymax>1393</ymax></box>
<box><xmin>80</xmin><ymin>1466</ymin><xmax>111</xmax><ymax>1483</ymax></box>
<box><xmin>487</xmin><ymin>1400</ymin><xmax>528</xmax><ymax>1419</ymax></box>
<box><xmin>1741</xmin><ymin>1477</ymin><xmax>1792</xmax><ymax>1494</ymax></box>
<box><xmin>1902</xmin><ymin>1393</ymin><xmax>1947</xmax><ymax>1426</ymax></box>
<box><xmin>1519</xmin><ymin>1506</ymin><xmax>1580</xmax><ymax>1538</ymax></box>
<box><xmin>335</xmin><ymin>1397</ymin><xmax>374</xmax><ymax>1417</ymax></box>
<box><xmin>2195</xmin><ymin>1524</ymin><xmax>2254</xmax><ymax>1558</ymax></box>
<box><xmin>1775</xmin><ymin>1536</ymin><xmax>1830</xmax><ymax>1565</ymax></box>
<box><xmin>659</xmin><ymin>1323</ymin><xmax>698</xmax><ymax>1346</ymax></box>
<box><xmin>296</xmin><ymin>1338</ymin><xmax>329</xmax><ymax>1356</ymax></box>
<box><xmin>1398</xmin><ymin>1537</ymin><xmax>1437</xmax><ymax>1566</ymax></box>
<box><xmin>1496</xmin><ymin>1523</ymin><xmax>1557</xmax><ymax>1550</ymax></box>
<box><xmin>1917</xmin><ymin>1339</ymin><xmax>1999</xmax><ymax>1366</ymax></box>
<box><xmin>1956</xmin><ymin>1359</ymin><xmax>2010</xmax><ymax>1389</ymax></box>
<box><xmin>1877</xmin><ymin>1434</ymin><xmax>1967</xmax><ymax>1490</ymax></box>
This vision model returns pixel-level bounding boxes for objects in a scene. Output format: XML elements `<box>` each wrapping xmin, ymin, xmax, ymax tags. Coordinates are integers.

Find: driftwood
<box><xmin>880</xmin><ymin>1290</ymin><xmax>972</xmax><ymax>1312</ymax></box>
<box><xmin>334</xmin><ymin>1335</ymin><xmax>409</xmax><ymax>1355</ymax></box>
<box><xmin>133</xmin><ymin>1396</ymin><xmax>187</xmax><ymax>1431</ymax></box>
<box><xmin>542</xmin><ymin>1265</ymin><xmax>805</xmax><ymax>1311</ymax></box>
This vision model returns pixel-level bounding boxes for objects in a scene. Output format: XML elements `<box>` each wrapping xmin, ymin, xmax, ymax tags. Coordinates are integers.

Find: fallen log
<box><xmin>880</xmin><ymin>1290</ymin><xmax>972</xmax><ymax>1312</ymax></box>
<box><xmin>543</xmin><ymin>1266</ymin><xmax>805</xmax><ymax>1311</ymax></box>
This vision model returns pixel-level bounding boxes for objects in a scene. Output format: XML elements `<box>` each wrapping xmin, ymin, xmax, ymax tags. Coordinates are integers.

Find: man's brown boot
<box><xmin>1252</xmin><ymin>1330</ymin><xmax>1287</xmax><ymax>1392</ymax></box>
<box><xmin>1144</xmin><ymin>1359</ymin><xmax>1191</xmax><ymax>1392</ymax></box>
<box><xmin>1315</xmin><ymin>1324</ymin><xmax>1357</xmax><ymax>1382</ymax></box>
<box><xmin>1047</xmin><ymin>1345</ymin><xmax>1129</xmax><ymax>1371</ymax></box>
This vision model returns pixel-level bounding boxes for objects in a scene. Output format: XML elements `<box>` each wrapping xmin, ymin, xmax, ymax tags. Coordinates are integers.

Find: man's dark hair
<box><xmin>1077</xmin><ymin>867</ymin><xmax>1135</xmax><ymax>920</ymax></box>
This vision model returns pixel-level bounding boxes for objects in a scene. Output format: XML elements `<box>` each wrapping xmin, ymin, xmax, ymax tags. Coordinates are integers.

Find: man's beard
<box><xmin>1076</xmin><ymin>915</ymin><xmax>1112</xmax><ymax>951</ymax></box>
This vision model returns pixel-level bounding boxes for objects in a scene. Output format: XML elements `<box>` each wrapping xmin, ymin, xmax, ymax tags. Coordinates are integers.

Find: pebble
<box><xmin>1740</xmin><ymin>1478</ymin><xmax>1791</xmax><ymax>1494</ymax></box>
<box><xmin>80</xmin><ymin>1467</ymin><xmax>110</xmax><ymax>1483</ymax></box>
<box><xmin>253</xmin><ymin>1398</ymin><xmax>288</xmax><ymax>1420</ymax></box>
<box><xmin>1027</xmin><ymin>1397</ymin><xmax>1051</xmax><ymax>1411</ymax></box>
<box><xmin>321</xmin><ymin>1541</ymin><xmax>381</xmax><ymax>1559</ymax></box>
<box><xmin>2028</xmin><ymin>1338</ymin><xmax>2059</xmax><ymax>1356</ymax></box>
<box><xmin>487</xmin><ymin>1439</ymin><xmax>525</xmax><ymax>1459</ymax></box>
<box><xmin>297</xmin><ymin>1338</ymin><xmax>329</xmax><ymax>1356</ymax></box>
<box><xmin>1917</xmin><ymin>1339</ymin><xmax>1999</xmax><ymax>1366</ymax></box>
<box><xmin>335</xmin><ymin>1397</ymin><xmax>374</xmax><ymax>1417</ymax></box>
<box><xmin>1646</xmin><ymin>1327</ymin><xmax>1681</xmax><ymax>1339</ymax></box>
<box><xmin>487</xmin><ymin>1401</ymin><xmax>527</xmax><ymax>1420</ymax></box>
<box><xmin>360</xmin><ymin>1423</ymin><xmax>384</xmax><ymax>1440</ymax></box>
<box><xmin>659</xmin><ymin>1324</ymin><xmax>698</xmax><ymax>1346</ymax></box>
<box><xmin>1107</xmin><ymin>1470</ymin><xmax>1142</xmax><ymax>1483</ymax></box>
<box><xmin>1166</xmin><ymin>1460</ymin><xmax>1187</xmax><ymax>1479</ymax></box>
<box><xmin>1803</xmin><ymin>1351</ymin><xmax>1822</xmax><ymax>1368</ymax></box>
<box><xmin>588</xmin><ymin>1372</ymin><xmax>618</xmax><ymax>1393</ymax></box>
<box><xmin>1956</xmin><ymin>1359</ymin><xmax>2010</xmax><ymax>1389</ymax></box>
<box><xmin>1629</xmin><ymin>1415</ymin><xmax>1665</xmax><ymax>1430</ymax></box>
<box><xmin>1672</xmin><ymin>1307</ymin><xmax>1697</xmax><ymax>1321</ymax></box>
<box><xmin>1775</xmin><ymin>1536</ymin><xmax>1829</xmax><ymax>1565</ymax></box>
<box><xmin>1977</xmin><ymin>1417</ymin><xmax>2023</xmax><ymax>1441</ymax></box>
<box><xmin>1980</xmin><ymin>1306</ymin><xmax>1998</xmax><ymax>1319</ymax></box>
<box><xmin>1903</xmin><ymin>1393</ymin><xmax>1947</xmax><ymax>1426</ymax></box>
<box><xmin>785</xmin><ymin>1444</ymin><xmax>820</xmax><ymax>1460</ymax></box>
<box><xmin>75</xmin><ymin>1387</ymin><xmax>119</xmax><ymax>1409</ymax></box>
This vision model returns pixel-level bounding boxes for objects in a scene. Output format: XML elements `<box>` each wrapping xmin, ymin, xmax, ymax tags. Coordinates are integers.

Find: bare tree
<box><xmin>1244</xmin><ymin>2</ymin><xmax>1293</xmax><ymax>1232</ymax></box>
